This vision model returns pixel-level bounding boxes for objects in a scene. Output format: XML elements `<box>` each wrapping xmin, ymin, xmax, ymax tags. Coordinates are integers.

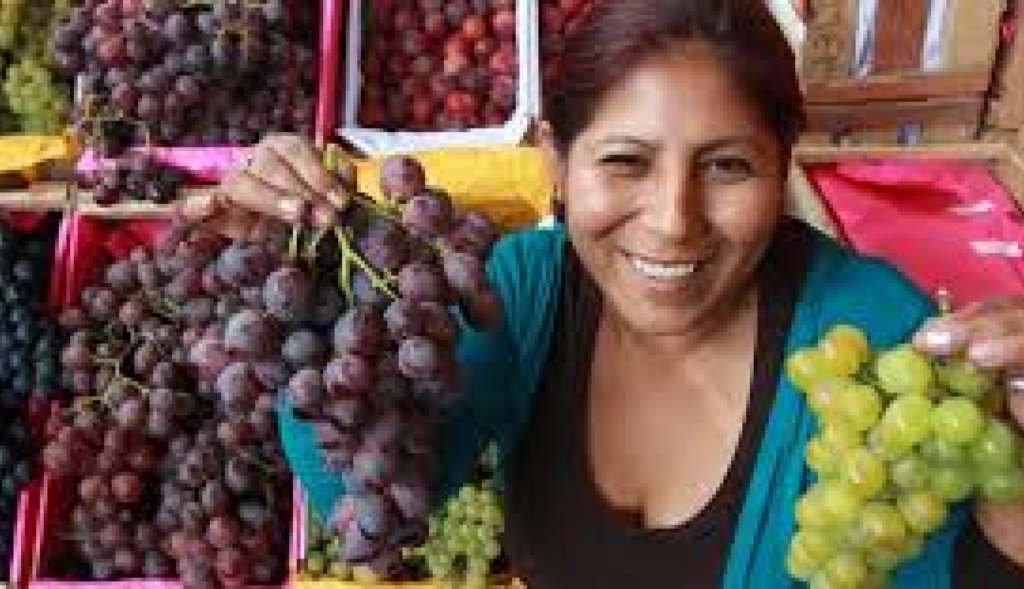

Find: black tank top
<box><xmin>502</xmin><ymin>220</ymin><xmax>1024</xmax><ymax>588</ymax></box>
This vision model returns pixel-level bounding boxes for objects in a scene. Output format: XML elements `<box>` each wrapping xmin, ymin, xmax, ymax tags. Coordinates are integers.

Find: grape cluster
<box><xmin>281</xmin><ymin>154</ymin><xmax>500</xmax><ymax>578</ymax></box>
<box><xmin>359</xmin><ymin>0</ymin><xmax>518</xmax><ymax>131</ymax></box>
<box><xmin>0</xmin><ymin>217</ymin><xmax>62</xmax><ymax>408</ymax></box>
<box><xmin>412</xmin><ymin>464</ymin><xmax>504</xmax><ymax>588</ymax></box>
<box><xmin>0</xmin><ymin>0</ymin><xmax>72</xmax><ymax>133</ymax></box>
<box><xmin>53</xmin><ymin>0</ymin><xmax>316</xmax><ymax>153</ymax></box>
<box><xmin>89</xmin><ymin>152</ymin><xmax>186</xmax><ymax>206</ymax></box>
<box><xmin>43</xmin><ymin>230</ymin><xmax>293</xmax><ymax>587</ymax></box>
<box><xmin>0</xmin><ymin>413</ymin><xmax>36</xmax><ymax>582</ymax></box>
<box><xmin>785</xmin><ymin>325</ymin><xmax>1024</xmax><ymax>588</ymax></box>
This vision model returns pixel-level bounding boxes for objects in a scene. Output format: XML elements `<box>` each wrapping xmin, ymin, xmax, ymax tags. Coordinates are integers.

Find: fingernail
<box><xmin>919</xmin><ymin>327</ymin><xmax>955</xmax><ymax>353</ymax></box>
<box><xmin>312</xmin><ymin>204</ymin><xmax>338</xmax><ymax>228</ymax></box>
<box><xmin>276</xmin><ymin>198</ymin><xmax>303</xmax><ymax>222</ymax></box>
<box><xmin>1007</xmin><ymin>374</ymin><xmax>1024</xmax><ymax>394</ymax></box>
<box><xmin>967</xmin><ymin>341</ymin><xmax>1001</xmax><ymax>368</ymax></box>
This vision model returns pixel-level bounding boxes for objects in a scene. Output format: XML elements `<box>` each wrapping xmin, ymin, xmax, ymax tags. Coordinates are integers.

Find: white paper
<box><xmin>340</xmin><ymin>0</ymin><xmax>540</xmax><ymax>156</ymax></box>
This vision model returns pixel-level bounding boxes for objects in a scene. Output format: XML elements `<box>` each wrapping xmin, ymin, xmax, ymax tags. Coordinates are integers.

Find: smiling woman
<box><xmin>184</xmin><ymin>0</ymin><xmax>1024</xmax><ymax>587</ymax></box>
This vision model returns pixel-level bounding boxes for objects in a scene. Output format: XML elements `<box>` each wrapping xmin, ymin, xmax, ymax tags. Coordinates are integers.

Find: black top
<box><xmin>503</xmin><ymin>221</ymin><xmax>1024</xmax><ymax>588</ymax></box>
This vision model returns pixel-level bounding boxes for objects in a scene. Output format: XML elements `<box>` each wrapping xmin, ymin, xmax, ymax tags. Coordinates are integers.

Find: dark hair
<box><xmin>545</xmin><ymin>0</ymin><xmax>805</xmax><ymax>157</ymax></box>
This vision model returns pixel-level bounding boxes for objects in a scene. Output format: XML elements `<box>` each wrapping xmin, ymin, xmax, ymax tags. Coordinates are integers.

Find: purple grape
<box><xmin>351</xmin><ymin>447</ymin><xmax>398</xmax><ymax>489</ymax></box>
<box><xmin>442</xmin><ymin>250</ymin><xmax>486</xmax><ymax>295</ymax></box>
<box><xmin>402</xmin><ymin>190</ymin><xmax>453</xmax><ymax>239</ymax></box>
<box><xmin>354</xmin><ymin>491</ymin><xmax>395</xmax><ymax>540</ymax></box>
<box><xmin>384</xmin><ymin>299</ymin><xmax>424</xmax><ymax>339</ymax></box>
<box><xmin>224</xmin><ymin>309</ymin><xmax>278</xmax><ymax>357</ymax></box>
<box><xmin>332</xmin><ymin>306</ymin><xmax>386</xmax><ymax>356</ymax></box>
<box><xmin>322</xmin><ymin>353</ymin><xmax>374</xmax><ymax>396</ymax></box>
<box><xmin>262</xmin><ymin>266</ymin><xmax>312</xmax><ymax>324</ymax></box>
<box><xmin>417</xmin><ymin>301</ymin><xmax>458</xmax><ymax>344</ymax></box>
<box><xmin>398</xmin><ymin>261</ymin><xmax>448</xmax><ymax>302</ymax></box>
<box><xmin>323</xmin><ymin>397</ymin><xmax>367</xmax><ymax>429</ymax></box>
<box><xmin>389</xmin><ymin>476</ymin><xmax>430</xmax><ymax>522</ymax></box>
<box><xmin>287</xmin><ymin>368</ymin><xmax>323</xmax><ymax>411</ymax></box>
<box><xmin>397</xmin><ymin>336</ymin><xmax>446</xmax><ymax>380</ymax></box>
<box><xmin>215</xmin><ymin>362</ymin><xmax>260</xmax><ymax>411</ymax></box>
<box><xmin>282</xmin><ymin>330</ymin><xmax>326</xmax><ymax>368</ymax></box>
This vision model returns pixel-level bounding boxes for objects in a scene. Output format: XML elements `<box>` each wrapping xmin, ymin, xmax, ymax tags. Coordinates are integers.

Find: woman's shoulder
<box><xmin>486</xmin><ymin>222</ymin><xmax>566</xmax><ymax>311</ymax></box>
<box><xmin>789</xmin><ymin>221</ymin><xmax>936</xmax><ymax>344</ymax></box>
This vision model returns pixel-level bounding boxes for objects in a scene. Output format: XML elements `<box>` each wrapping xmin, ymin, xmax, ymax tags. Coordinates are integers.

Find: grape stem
<box><xmin>334</xmin><ymin>228</ymin><xmax>398</xmax><ymax>300</ymax></box>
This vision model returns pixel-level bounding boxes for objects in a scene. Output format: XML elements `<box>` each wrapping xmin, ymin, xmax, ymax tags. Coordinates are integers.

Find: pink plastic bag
<box><xmin>805</xmin><ymin>159</ymin><xmax>1024</xmax><ymax>307</ymax></box>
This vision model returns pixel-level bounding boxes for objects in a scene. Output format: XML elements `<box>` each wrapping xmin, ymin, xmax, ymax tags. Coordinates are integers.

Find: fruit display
<box><xmin>286</xmin><ymin>154</ymin><xmax>501</xmax><ymax>579</ymax></box>
<box><xmin>0</xmin><ymin>0</ymin><xmax>73</xmax><ymax>133</ymax></box>
<box><xmin>86</xmin><ymin>151</ymin><xmax>187</xmax><ymax>206</ymax></box>
<box><xmin>0</xmin><ymin>216</ymin><xmax>63</xmax><ymax>407</ymax></box>
<box><xmin>41</xmin><ymin>228</ymin><xmax>295</xmax><ymax>585</ymax></box>
<box><xmin>538</xmin><ymin>0</ymin><xmax>593</xmax><ymax>86</ymax></box>
<box><xmin>300</xmin><ymin>448</ymin><xmax>507</xmax><ymax>587</ymax></box>
<box><xmin>0</xmin><ymin>411</ymin><xmax>36</xmax><ymax>582</ymax></box>
<box><xmin>357</xmin><ymin>0</ymin><xmax>520</xmax><ymax>131</ymax></box>
<box><xmin>52</xmin><ymin>0</ymin><xmax>317</xmax><ymax>154</ymax></box>
<box><xmin>785</xmin><ymin>324</ymin><xmax>1024</xmax><ymax>588</ymax></box>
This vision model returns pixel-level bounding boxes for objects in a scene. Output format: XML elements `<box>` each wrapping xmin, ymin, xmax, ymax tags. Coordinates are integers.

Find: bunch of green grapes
<box><xmin>411</xmin><ymin>481</ymin><xmax>505</xmax><ymax>589</ymax></box>
<box><xmin>0</xmin><ymin>0</ymin><xmax>23</xmax><ymax>52</ymax></box>
<box><xmin>785</xmin><ymin>324</ymin><xmax>1024</xmax><ymax>588</ymax></box>
<box><xmin>2</xmin><ymin>57</ymin><xmax>67</xmax><ymax>133</ymax></box>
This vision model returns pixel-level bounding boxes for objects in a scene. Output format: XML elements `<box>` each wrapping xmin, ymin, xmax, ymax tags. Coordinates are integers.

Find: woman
<box><xmin>183</xmin><ymin>1</ymin><xmax>1024</xmax><ymax>586</ymax></box>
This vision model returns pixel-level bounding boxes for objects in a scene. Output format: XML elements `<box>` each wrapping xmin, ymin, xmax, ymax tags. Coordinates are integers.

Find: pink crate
<box><xmin>23</xmin><ymin>215</ymin><xmax>295</xmax><ymax>588</ymax></box>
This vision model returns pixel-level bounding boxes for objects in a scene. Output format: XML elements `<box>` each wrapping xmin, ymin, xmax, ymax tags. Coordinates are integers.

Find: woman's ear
<box><xmin>536</xmin><ymin>120</ymin><xmax>567</xmax><ymax>218</ymax></box>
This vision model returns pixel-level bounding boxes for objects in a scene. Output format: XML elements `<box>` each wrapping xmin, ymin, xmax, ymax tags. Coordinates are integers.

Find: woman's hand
<box><xmin>913</xmin><ymin>297</ymin><xmax>1024</xmax><ymax>566</ymax></box>
<box><xmin>177</xmin><ymin>134</ymin><xmax>354</xmax><ymax>240</ymax></box>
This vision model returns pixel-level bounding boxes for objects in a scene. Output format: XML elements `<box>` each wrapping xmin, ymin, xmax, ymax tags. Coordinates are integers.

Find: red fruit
<box><xmin>418</xmin><ymin>0</ymin><xmax>443</xmax><ymax>10</ymax></box>
<box><xmin>98</xmin><ymin>35</ymin><xmax>127</xmax><ymax>65</ymax></box>
<box><xmin>428</xmin><ymin>75</ymin><xmax>453</xmax><ymax>97</ymax></box>
<box><xmin>461</xmin><ymin>15</ymin><xmax>488</xmax><ymax>42</ymax></box>
<box><xmin>542</xmin><ymin>5</ymin><xmax>565</xmax><ymax>33</ymax></box>
<box><xmin>491</xmin><ymin>74</ymin><xmax>517</xmax><ymax>109</ymax></box>
<box><xmin>388</xmin><ymin>54</ymin><xmax>410</xmax><ymax>76</ymax></box>
<box><xmin>361</xmin><ymin>100</ymin><xmax>388</xmax><ymax>127</ymax></box>
<box><xmin>410</xmin><ymin>55</ymin><xmax>436</xmax><ymax>76</ymax></box>
<box><xmin>490</xmin><ymin>43</ymin><xmax>517</xmax><ymax>75</ymax></box>
<box><xmin>393</xmin><ymin>8</ymin><xmax>417</xmax><ymax>31</ymax></box>
<box><xmin>483</xmin><ymin>102</ymin><xmax>509</xmax><ymax>126</ymax></box>
<box><xmin>424</xmin><ymin>11</ymin><xmax>447</xmax><ymax>40</ymax></box>
<box><xmin>444</xmin><ymin>91</ymin><xmax>479</xmax><ymax>115</ymax></box>
<box><xmin>561</xmin><ymin>0</ymin><xmax>585</xmax><ymax>12</ymax></box>
<box><xmin>400</xmin><ymin>78</ymin><xmax>427</xmax><ymax>100</ymax></box>
<box><xmin>402</xmin><ymin>30</ymin><xmax>427</xmax><ymax>55</ymax></box>
<box><xmin>443</xmin><ymin>51</ymin><xmax>470</xmax><ymax>76</ymax></box>
<box><xmin>492</xmin><ymin>8</ymin><xmax>517</xmax><ymax>39</ymax></box>
<box><xmin>363</xmin><ymin>52</ymin><xmax>383</xmax><ymax>78</ymax></box>
<box><xmin>411</xmin><ymin>97</ymin><xmax>434</xmax><ymax>125</ymax></box>
<box><xmin>444</xmin><ymin>34</ymin><xmax>470</xmax><ymax>57</ymax></box>
<box><xmin>474</xmin><ymin>36</ymin><xmax>497</xmax><ymax>60</ymax></box>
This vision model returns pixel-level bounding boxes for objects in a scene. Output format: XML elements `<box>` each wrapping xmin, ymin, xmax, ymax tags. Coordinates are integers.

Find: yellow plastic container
<box><xmin>349</xmin><ymin>146</ymin><xmax>554</xmax><ymax>231</ymax></box>
<box><xmin>0</xmin><ymin>134</ymin><xmax>75</xmax><ymax>180</ymax></box>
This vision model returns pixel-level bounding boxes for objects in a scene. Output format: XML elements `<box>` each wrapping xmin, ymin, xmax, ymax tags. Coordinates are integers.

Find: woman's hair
<box><xmin>545</xmin><ymin>0</ymin><xmax>805</xmax><ymax>157</ymax></box>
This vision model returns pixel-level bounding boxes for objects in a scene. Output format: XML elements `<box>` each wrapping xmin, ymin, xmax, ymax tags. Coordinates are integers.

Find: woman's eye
<box><xmin>598</xmin><ymin>154</ymin><xmax>649</xmax><ymax>175</ymax></box>
<box><xmin>704</xmin><ymin>157</ymin><xmax>754</xmax><ymax>183</ymax></box>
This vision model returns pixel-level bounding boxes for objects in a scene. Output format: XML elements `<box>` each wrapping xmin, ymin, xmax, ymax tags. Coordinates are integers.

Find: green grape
<box><xmin>806</xmin><ymin>436</ymin><xmax>839</xmax><ymax>476</ymax></box>
<box><xmin>874</xmin><ymin>345</ymin><xmax>934</xmax><ymax>397</ymax></box>
<box><xmin>978</xmin><ymin>468</ymin><xmax>1024</xmax><ymax>502</ymax></box>
<box><xmin>897</xmin><ymin>490</ymin><xmax>948</xmax><ymax>534</ymax></box>
<box><xmin>821</xmin><ymin>480</ymin><xmax>863</xmax><ymax>526</ymax></box>
<box><xmin>921</xmin><ymin>435</ymin><xmax>971</xmax><ymax>464</ymax></box>
<box><xmin>796</xmin><ymin>486</ymin><xmax>831</xmax><ymax>529</ymax></box>
<box><xmin>807</xmin><ymin>377</ymin><xmax>852</xmax><ymax>421</ymax></box>
<box><xmin>787</xmin><ymin>348</ymin><xmax>836</xmax><ymax>393</ymax></box>
<box><xmin>970</xmin><ymin>418</ymin><xmax>1020</xmax><ymax>471</ymax></box>
<box><xmin>787</xmin><ymin>527</ymin><xmax>840</xmax><ymax>579</ymax></box>
<box><xmin>932</xmin><ymin>397</ymin><xmax>985</xmax><ymax>446</ymax></box>
<box><xmin>821</xmin><ymin>423</ymin><xmax>862</xmax><ymax>456</ymax></box>
<box><xmin>820</xmin><ymin>324</ymin><xmax>869</xmax><ymax>376</ymax></box>
<box><xmin>931</xmin><ymin>463</ymin><xmax>975</xmax><ymax>502</ymax></box>
<box><xmin>857</xmin><ymin>501</ymin><xmax>910</xmax><ymax>553</ymax></box>
<box><xmin>821</xmin><ymin>551</ymin><xmax>869</xmax><ymax>588</ymax></box>
<box><xmin>890</xmin><ymin>454</ymin><xmax>931</xmax><ymax>491</ymax></box>
<box><xmin>869</xmin><ymin>426</ymin><xmax>914</xmax><ymax>461</ymax></box>
<box><xmin>935</xmin><ymin>359</ymin><xmax>995</xmax><ymax>400</ymax></box>
<box><xmin>881</xmin><ymin>394</ymin><xmax>934</xmax><ymax>447</ymax></box>
<box><xmin>304</xmin><ymin>552</ymin><xmax>326</xmax><ymax>577</ymax></box>
<box><xmin>327</xmin><ymin>560</ymin><xmax>353</xmax><ymax>580</ymax></box>
<box><xmin>842</xmin><ymin>448</ymin><xmax>888</xmax><ymax>499</ymax></box>
<box><xmin>835</xmin><ymin>382</ymin><xmax>883</xmax><ymax>432</ymax></box>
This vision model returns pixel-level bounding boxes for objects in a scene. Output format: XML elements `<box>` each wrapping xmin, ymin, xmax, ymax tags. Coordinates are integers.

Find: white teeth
<box><xmin>629</xmin><ymin>256</ymin><xmax>697</xmax><ymax>280</ymax></box>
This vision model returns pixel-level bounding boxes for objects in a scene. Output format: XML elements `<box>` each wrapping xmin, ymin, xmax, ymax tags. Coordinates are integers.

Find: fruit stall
<box><xmin>0</xmin><ymin>1</ymin><xmax>1020</xmax><ymax>588</ymax></box>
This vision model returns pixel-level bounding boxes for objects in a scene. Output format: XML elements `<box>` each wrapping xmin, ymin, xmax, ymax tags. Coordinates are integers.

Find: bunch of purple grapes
<box><xmin>283</xmin><ymin>155</ymin><xmax>501</xmax><ymax>577</ymax></box>
<box><xmin>43</xmin><ymin>230</ymin><xmax>293</xmax><ymax>587</ymax></box>
<box><xmin>89</xmin><ymin>151</ymin><xmax>186</xmax><ymax>206</ymax></box>
<box><xmin>52</xmin><ymin>0</ymin><xmax>316</xmax><ymax>154</ymax></box>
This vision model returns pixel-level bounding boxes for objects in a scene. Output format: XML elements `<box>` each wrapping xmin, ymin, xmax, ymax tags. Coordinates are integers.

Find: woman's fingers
<box><xmin>263</xmin><ymin>134</ymin><xmax>352</xmax><ymax>210</ymax></box>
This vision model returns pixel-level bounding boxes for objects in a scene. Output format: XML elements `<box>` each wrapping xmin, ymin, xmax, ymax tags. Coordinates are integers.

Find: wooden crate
<box><xmin>801</xmin><ymin>0</ymin><xmax>1007</xmax><ymax>145</ymax></box>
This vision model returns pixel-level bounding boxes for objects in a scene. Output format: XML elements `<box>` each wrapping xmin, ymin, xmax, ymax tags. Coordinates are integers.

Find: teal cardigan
<box><xmin>279</xmin><ymin>223</ymin><xmax>968</xmax><ymax>588</ymax></box>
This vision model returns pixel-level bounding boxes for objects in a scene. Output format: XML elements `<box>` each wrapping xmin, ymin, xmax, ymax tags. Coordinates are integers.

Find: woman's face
<box><xmin>549</xmin><ymin>41</ymin><xmax>788</xmax><ymax>337</ymax></box>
